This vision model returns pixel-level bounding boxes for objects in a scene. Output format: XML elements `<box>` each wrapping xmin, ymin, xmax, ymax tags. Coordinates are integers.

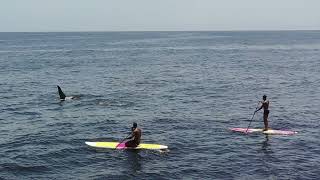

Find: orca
<box><xmin>57</xmin><ymin>85</ymin><xmax>75</xmax><ymax>101</ymax></box>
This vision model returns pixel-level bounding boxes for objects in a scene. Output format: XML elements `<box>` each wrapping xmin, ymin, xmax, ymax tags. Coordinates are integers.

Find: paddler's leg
<box><xmin>263</xmin><ymin>110</ymin><xmax>269</xmax><ymax>131</ymax></box>
<box><xmin>125</xmin><ymin>140</ymin><xmax>138</xmax><ymax>148</ymax></box>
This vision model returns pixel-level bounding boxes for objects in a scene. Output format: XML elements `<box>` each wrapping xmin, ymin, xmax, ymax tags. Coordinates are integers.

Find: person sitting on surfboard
<box><xmin>125</xmin><ymin>122</ymin><xmax>142</xmax><ymax>147</ymax></box>
<box><xmin>255</xmin><ymin>95</ymin><xmax>270</xmax><ymax>131</ymax></box>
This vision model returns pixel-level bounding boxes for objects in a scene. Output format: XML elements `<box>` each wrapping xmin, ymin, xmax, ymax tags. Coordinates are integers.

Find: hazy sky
<box><xmin>0</xmin><ymin>0</ymin><xmax>319</xmax><ymax>32</ymax></box>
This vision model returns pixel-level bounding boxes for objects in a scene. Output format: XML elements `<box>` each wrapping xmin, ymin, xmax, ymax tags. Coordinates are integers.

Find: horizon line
<box><xmin>0</xmin><ymin>29</ymin><xmax>319</xmax><ymax>33</ymax></box>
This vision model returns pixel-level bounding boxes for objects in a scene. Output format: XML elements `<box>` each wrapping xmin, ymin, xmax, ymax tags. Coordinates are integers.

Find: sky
<box><xmin>0</xmin><ymin>0</ymin><xmax>319</xmax><ymax>32</ymax></box>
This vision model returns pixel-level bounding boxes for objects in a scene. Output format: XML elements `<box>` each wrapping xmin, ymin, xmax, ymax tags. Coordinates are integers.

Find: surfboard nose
<box><xmin>85</xmin><ymin>142</ymin><xmax>96</xmax><ymax>146</ymax></box>
<box><xmin>159</xmin><ymin>145</ymin><xmax>168</xmax><ymax>149</ymax></box>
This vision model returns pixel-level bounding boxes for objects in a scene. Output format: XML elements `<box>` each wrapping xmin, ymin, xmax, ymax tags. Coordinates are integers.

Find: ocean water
<box><xmin>0</xmin><ymin>31</ymin><xmax>319</xmax><ymax>179</ymax></box>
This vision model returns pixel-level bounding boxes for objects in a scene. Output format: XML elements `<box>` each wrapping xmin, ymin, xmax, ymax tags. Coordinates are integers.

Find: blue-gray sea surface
<box><xmin>0</xmin><ymin>31</ymin><xmax>320</xmax><ymax>179</ymax></box>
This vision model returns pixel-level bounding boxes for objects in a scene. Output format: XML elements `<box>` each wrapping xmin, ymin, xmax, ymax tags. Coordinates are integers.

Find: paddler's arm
<box><xmin>127</xmin><ymin>131</ymin><xmax>138</xmax><ymax>140</ymax></box>
<box><xmin>125</xmin><ymin>127</ymin><xmax>135</xmax><ymax>139</ymax></box>
<box><xmin>126</xmin><ymin>134</ymin><xmax>133</xmax><ymax>140</ymax></box>
<box><xmin>126</xmin><ymin>132</ymin><xmax>134</xmax><ymax>140</ymax></box>
<box><xmin>255</xmin><ymin>102</ymin><xmax>263</xmax><ymax>112</ymax></box>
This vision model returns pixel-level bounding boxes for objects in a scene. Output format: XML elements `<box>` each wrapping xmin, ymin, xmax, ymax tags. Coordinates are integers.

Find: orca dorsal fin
<box><xmin>57</xmin><ymin>85</ymin><xmax>66</xmax><ymax>100</ymax></box>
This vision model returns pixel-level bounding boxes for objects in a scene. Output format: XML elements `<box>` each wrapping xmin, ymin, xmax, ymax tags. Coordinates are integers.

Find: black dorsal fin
<box><xmin>57</xmin><ymin>85</ymin><xmax>66</xmax><ymax>100</ymax></box>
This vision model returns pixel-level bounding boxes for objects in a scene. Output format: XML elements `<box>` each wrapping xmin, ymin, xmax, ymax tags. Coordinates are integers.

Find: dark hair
<box><xmin>263</xmin><ymin>95</ymin><xmax>267</xmax><ymax>98</ymax></box>
<box><xmin>133</xmin><ymin>122</ymin><xmax>137</xmax><ymax>128</ymax></box>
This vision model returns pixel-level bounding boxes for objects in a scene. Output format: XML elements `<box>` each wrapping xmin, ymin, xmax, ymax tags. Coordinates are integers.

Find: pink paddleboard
<box><xmin>230</xmin><ymin>128</ymin><xmax>297</xmax><ymax>135</ymax></box>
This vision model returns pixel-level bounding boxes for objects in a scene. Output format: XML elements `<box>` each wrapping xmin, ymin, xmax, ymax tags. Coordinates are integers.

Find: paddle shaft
<box><xmin>246</xmin><ymin>112</ymin><xmax>256</xmax><ymax>133</ymax></box>
<box><xmin>246</xmin><ymin>102</ymin><xmax>260</xmax><ymax>133</ymax></box>
<box><xmin>115</xmin><ymin>133</ymin><xmax>131</xmax><ymax>149</ymax></box>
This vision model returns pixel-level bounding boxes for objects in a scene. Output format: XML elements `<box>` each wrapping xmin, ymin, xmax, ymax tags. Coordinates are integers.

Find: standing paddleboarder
<box><xmin>255</xmin><ymin>95</ymin><xmax>270</xmax><ymax>131</ymax></box>
<box><xmin>125</xmin><ymin>122</ymin><xmax>142</xmax><ymax>147</ymax></box>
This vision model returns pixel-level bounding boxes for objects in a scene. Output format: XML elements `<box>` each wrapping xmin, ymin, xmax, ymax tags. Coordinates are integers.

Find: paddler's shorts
<box><xmin>125</xmin><ymin>140</ymin><xmax>139</xmax><ymax>147</ymax></box>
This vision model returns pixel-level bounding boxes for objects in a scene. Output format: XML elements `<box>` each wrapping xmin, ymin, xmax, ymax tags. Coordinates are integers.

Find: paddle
<box><xmin>115</xmin><ymin>133</ymin><xmax>131</xmax><ymax>149</ymax></box>
<box><xmin>245</xmin><ymin>101</ymin><xmax>260</xmax><ymax>133</ymax></box>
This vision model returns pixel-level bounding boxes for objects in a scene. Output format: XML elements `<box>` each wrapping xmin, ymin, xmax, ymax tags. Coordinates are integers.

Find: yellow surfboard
<box><xmin>85</xmin><ymin>142</ymin><xmax>168</xmax><ymax>150</ymax></box>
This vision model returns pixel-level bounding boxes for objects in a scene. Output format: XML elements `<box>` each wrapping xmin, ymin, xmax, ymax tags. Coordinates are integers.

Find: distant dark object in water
<box><xmin>57</xmin><ymin>85</ymin><xmax>75</xmax><ymax>101</ymax></box>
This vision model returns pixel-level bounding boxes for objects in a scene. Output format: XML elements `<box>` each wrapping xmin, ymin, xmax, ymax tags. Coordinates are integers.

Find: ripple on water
<box><xmin>1</xmin><ymin>31</ymin><xmax>320</xmax><ymax>179</ymax></box>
